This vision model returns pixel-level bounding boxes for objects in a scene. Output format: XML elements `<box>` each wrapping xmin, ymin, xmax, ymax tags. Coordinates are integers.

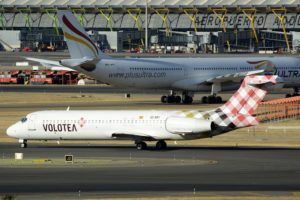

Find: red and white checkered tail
<box><xmin>220</xmin><ymin>75</ymin><xmax>278</xmax><ymax>116</ymax></box>
<box><xmin>213</xmin><ymin>75</ymin><xmax>278</xmax><ymax>128</ymax></box>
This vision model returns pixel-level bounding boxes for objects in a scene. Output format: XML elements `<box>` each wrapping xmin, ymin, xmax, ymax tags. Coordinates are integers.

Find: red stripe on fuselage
<box><xmin>62</xmin><ymin>15</ymin><xmax>98</xmax><ymax>54</ymax></box>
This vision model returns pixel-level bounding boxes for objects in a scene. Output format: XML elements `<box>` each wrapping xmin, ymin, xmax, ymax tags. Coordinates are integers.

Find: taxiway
<box><xmin>0</xmin><ymin>143</ymin><xmax>299</xmax><ymax>195</ymax></box>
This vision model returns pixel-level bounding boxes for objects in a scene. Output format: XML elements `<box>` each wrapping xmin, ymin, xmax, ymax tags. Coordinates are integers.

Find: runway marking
<box><xmin>0</xmin><ymin>157</ymin><xmax>218</xmax><ymax>168</ymax></box>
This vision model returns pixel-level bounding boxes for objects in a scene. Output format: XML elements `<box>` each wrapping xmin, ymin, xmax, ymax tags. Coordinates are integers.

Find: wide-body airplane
<box><xmin>7</xmin><ymin>75</ymin><xmax>281</xmax><ymax>149</ymax></box>
<box><xmin>27</xmin><ymin>11</ymin><xmax>300</xmax><ymax>104</ymax></box>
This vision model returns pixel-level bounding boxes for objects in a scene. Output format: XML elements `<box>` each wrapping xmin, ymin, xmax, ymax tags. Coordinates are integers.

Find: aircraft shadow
<box><xmin>33</xmin><ymin>144</ymin><xmax>300</xmax><ymax>151</ymax></box>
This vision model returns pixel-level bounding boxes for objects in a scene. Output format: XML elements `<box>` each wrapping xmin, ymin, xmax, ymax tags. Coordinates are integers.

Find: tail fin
<box><xmin>57</xmin><ymin>10</ymin><xmax>107</xmax><ymax>59</ymax></box>
<box><xmin>211</xmin><ymin>75</ymin><xmax>280</xmax><ymax>129</ymax></box>
<box><xmin>220</xmin><ymin>75</ymin><xmax>278</xmax><ymax>116</ymax></box>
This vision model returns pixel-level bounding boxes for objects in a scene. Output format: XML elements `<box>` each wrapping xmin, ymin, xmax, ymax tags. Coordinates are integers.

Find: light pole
<box><xmin>145</xmin><ymin>0</ymin><xmax>148</xmax><ymax>52</ymax></box>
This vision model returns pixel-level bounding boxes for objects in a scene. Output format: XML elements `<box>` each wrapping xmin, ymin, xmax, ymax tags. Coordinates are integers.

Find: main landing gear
<box><xmin>161</xmin><ymin>91</ymin><xmax>193</xmax><ymax>104</ymax></box>
<box><xmin>201</xmin><ymin>95</ymin><xmax>222</xmax><ymax>104</ymax></box>
<box><xmin>135</xmin><ymin>140</ymin><xmax>167</xmax><ymax>150</ymax></box>
<box><xmin>136</xmin><ymin>141</ymin><xmax>147</xmax><ymax>150</ymax></box>
<box><xmin>202</xmin><ymin>83</ymin><xmax>223</xmax><ymax>104</ymax></box>
<box><xmin>286</xmin><ymin>87</ymin><xmax>299</xmax><ymax>98</ymax></box>
<box><xmin>161</xmin><ymin>95</ymin><xmax>181</xmax><ymax>104</ymax></box>
<box><xmin>19</xmin><ymin>139</ymin><xmax>27</xmax><ymax>148</ymax></box>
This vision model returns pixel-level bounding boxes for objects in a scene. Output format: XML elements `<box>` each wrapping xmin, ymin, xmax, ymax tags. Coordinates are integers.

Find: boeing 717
<box><xmin>7</xmin><ymin>75</ymin><xmax>281</xmax><ymax>149</ymax></box>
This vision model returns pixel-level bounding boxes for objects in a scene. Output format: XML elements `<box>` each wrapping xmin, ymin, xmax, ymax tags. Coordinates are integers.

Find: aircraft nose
<box><xmin>6</xmin><ymin>123</ymin><xmax>18</xmax><ymax>138</ymax></box>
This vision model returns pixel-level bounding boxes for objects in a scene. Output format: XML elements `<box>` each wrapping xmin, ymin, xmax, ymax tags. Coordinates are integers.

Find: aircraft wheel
<box><xmin>175</xmin><ymin>96</ymin><xmax>181</xmax><ymax>103</ymax></box>
<box><xmin>136</xmin><ymin>142</ymin><xmax>147</xmax><ymax>150</ymax></box>
<box><xmin>207</xmin><ymin>96</ymin><xmax>216</xmax><ymax>104</ymax></box>
<box><xmin>188</xmin><ymin>97</ymin><xmax>193</xmax><ymax>104</ymax></box>
<box><xmin>167</xmin><ymin>96</ymin><xmax>175</xmax><ymax>103</ymax></box>
<box><xmin>182</xmin><ymin>96</ymin><xmax>193</xmax><ymax>104</ymax></box>
<box><xmin>156</xmin><ymin>140</ymin><xmax>167</xmax><ymax>150</ymax></box>
<box><xmin>161</xmin><ymin>96</ymin><xmax>167</xmax><ymax>103</ymax></box>
<box><xmin>202</xmin><ymin>96</ymin><xmax>208</xmax><ymax>104</ymax></box>
<box><xmin>20</xmin><ymin>143</ymin><xmax>27</xmax><ymax>148</ymax></box>
<box><xmin>216</xmin><ymin>96</ymin><xmax>222</xmax><ymax>103</ymax></box>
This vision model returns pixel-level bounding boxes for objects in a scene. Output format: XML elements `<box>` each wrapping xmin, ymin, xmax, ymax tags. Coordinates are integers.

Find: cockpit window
<box><xmin>21</xmin><ymin>117</ymin><xmax>27</xmax><ymax>123</ymax></box>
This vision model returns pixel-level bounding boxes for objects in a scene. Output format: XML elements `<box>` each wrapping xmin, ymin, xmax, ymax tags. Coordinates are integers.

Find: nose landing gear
<box><xmin>19</xmin><ymin>139</ymin><xmax>27</xmax><ymax>148</ymax></box>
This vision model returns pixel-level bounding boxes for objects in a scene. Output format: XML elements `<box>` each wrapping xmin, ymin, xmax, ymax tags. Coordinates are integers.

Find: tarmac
<box><xmin>0</xmin><ymin>143</ymin><xmax>299</xmax><ymax>197</ymax></box>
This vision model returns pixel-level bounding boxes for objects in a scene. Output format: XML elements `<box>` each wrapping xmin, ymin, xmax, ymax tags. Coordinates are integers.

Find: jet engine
<box><xmin>166</xmin><ymin>116</ymin><xmax>215</xmax><ymax>134</ymax></box>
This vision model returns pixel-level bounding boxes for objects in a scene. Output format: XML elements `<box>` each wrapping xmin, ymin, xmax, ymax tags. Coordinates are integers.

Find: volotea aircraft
<box><xmin>7</xmin><ymin>75</ymin><xmax>281</xmax><ymax>150</ymax></box>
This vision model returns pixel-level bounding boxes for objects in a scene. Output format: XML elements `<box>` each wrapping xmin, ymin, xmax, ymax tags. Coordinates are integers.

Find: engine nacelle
<box><xmin>166</xmin><ymin>116</ymin><xmax>214</xmax><ymax>134</ymax></box>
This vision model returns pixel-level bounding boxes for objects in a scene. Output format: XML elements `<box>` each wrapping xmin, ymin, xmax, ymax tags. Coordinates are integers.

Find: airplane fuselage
<box><xmin>76</xmin><ymin>56</ymin><xmax>300</xmax><ymax>91</ymax></box>
<box><xmin>73</xmin><ymin>57</ymin><xmax>300</xmax><ymax>91</ymax></box>
<box><xmin>7</xmin><ymin>110</ymin><xmax>214</xmax><ymax>141</ymax></box>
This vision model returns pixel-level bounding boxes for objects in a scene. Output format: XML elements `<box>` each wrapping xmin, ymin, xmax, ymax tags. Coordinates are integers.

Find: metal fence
<box><xmin>256</xmin><ymin>96</ymin><xmax>300</xmax><ymax>122</ymax></box>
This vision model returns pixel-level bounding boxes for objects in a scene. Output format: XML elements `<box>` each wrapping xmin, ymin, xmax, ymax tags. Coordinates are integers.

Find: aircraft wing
<box><xmin>205</xmin><ymin>69</ymin><xmax>265</xmax><ymax>83</ymax></box>
<box><xmin>172</xmin><ymin>69</ymin><xmax>266</xmax><ymax>91</ymax></box>
<box><xmin>25</xmin><ymin>57</ymin><xmax>76</xmax><ymax>71</ymax></box>
<box><xmin>111</xmin><ymin>132</ymin><xmax>155</xmax><ymax>141</ymax></box>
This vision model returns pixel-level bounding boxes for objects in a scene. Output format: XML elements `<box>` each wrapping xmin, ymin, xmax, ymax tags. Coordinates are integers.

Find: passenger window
<box><xmin>21</xmin><ymin>117</ymin><xmax>27</xmax><ymax>123</ymax></box>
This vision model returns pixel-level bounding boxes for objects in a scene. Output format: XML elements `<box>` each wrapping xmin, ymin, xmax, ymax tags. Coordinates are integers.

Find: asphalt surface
<box><xmin>0</xmin><ymin>143</ymin><xmax>299</xmax><ymax>194</ymax></box>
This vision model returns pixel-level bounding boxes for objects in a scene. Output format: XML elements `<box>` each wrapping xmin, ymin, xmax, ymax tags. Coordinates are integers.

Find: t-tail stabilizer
<box><xmin>210</xmin><ymin>75</ymin><xmax>281</xmax><ymax>132</ymax></box>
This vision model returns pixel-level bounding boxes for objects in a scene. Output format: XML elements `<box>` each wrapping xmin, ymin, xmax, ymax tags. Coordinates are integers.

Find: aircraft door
<box><xmin>28</xmin><ymin>114</ymin><xmax>37</xmax><ymax>132</ymax></box>
<box><xmin>183</xmin><ymin>66</ymin><xmax>188</xmax><ymax>77</ymax></box>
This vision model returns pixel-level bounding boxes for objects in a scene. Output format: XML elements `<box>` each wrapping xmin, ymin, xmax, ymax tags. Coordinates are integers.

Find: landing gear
<box><xmin>161</xmin><ymin>95</ymin><xmax>181</xmax><ymax>103</ymax></box>
<box><xmin>161</xmin><ymin>90</ymin><xmax>184</xmax><ymax>104</ymax></box>
<box><xmin>201</xmin><ymin>83</ymin><xmax>223</xmax><ymax>104</ymax></box>
<box><xmin>180</xmin><ymin>91</ymin><xmax>193</xmax><ymax>104</ymax></box>
<box><xmin>201</xmin><ymin>95</ymin><xmax>222</xmax><ymax>104</ymax></box>
<box><xmin>136</xmin><ymin>141</ymin><xmax>147</xmax><ymax>150</ymax></box>
<box><xmin>286</xmin><ymin>87</ymin><xmax>299</xmax><ymax>98</ymax></box>
<box><xmin>182</xmin><ymin>94</ymin><xmax>193</xmax><ymax>104</ymax></box>
<box><xmin>156</xmin><ymin>140</ymin><xmax>167</xmax><ymax>150</ymax></box>
<box><xmin>135</xmin><ymin>141</ymin><xmax>167</xmax><ymax>150</ymax></box>
<box><xmin>19</xmin><ymin>139</ymin><xmax>27</xmax><ymax>148</ymax></box>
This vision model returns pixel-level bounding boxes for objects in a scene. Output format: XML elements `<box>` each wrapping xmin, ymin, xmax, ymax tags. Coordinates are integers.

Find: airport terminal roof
<box><xmin>0</xmin><ymin>0</ymin><xmax>299</xmax><ymax>7</ymax></box>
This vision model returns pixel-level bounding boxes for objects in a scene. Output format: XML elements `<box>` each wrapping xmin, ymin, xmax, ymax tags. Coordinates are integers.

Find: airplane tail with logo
<box><xmin>210</xmin><ymin>75</ymin><xmax>281</xmax><ymax>132</ymax></box>
<box><xmin>57</xmin><ymin>10</ymin><xmax>108</xmax><ymax>59</ymax></box>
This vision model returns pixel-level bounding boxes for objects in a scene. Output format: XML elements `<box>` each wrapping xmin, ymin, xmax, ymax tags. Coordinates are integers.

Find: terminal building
<box><xmin>0</xmin><ymin>0</ymin><xmax>299</xmax><ymax>53</ymax></box>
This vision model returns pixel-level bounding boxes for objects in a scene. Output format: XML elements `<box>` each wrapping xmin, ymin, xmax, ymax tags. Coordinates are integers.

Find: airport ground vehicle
<box><xmin>0</xmin><ymin>70</ymin><xmax>79</xmax><ymax>85</ymax></box>
<box><xmin>0</xmin><ymin>70</ymin><xmax>23</xmax><ymax>84</ymax></box>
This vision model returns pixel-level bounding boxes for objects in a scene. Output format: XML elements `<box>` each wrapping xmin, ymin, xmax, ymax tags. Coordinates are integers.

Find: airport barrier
<box><xmin>256</xmin><ymin>96</ymin><xmax>300</xmax><ymax>122</ymax></box>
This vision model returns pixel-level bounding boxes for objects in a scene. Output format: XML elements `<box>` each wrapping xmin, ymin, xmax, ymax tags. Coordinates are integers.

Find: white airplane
<box><xmin>26</xmin><ymin>11</ymin><xmax>300</xmax><ymax>104</ymax></box>
<box><xmin>7</xmin><ymin>75</ymin><xmax>281</xmax><ymax>150</ymax></box>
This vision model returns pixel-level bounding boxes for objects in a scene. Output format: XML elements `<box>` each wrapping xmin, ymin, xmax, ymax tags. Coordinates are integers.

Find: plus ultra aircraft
<box><xmin>26</xmin><ymin>11</ymin><xmax>299</xmax><ymax>104</ymax></box>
